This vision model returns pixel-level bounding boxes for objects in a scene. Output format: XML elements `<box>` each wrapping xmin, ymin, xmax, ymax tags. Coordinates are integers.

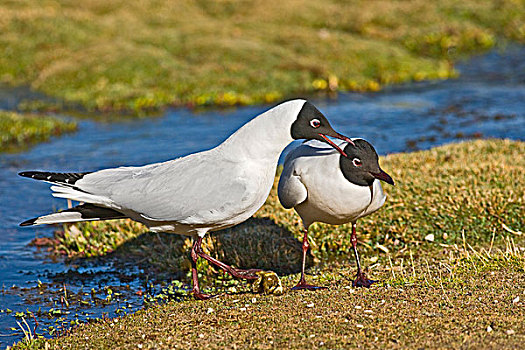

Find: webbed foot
<box><xmin>352</xmin><ymin>271</ymin><xmax>376</xmax><ymax>288</ymax></box>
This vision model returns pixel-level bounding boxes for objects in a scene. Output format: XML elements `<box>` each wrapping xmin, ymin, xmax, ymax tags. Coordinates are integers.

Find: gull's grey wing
<box><xmin>73</xmin><ymin>150</ymin><xmax>251</xmax><ymax>225</ymax></box>
<box><xmin>278</xmin><ymin>139</ymin><xmax>345</xmax><ymax>209</ymax></box>
<box><xmin>278</xmin><ymin>153</ymin><xmax>307</xmax><ymax>209</ymax></box>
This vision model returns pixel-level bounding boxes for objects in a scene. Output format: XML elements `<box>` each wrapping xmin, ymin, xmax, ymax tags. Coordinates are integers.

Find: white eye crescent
<box><xmin>352</xmin><ymin>158</ymin><xmax>362</xmax><ymax>167</ymax></box>
<box><xmin>310</xmin><ymin>119</ymin><xmax>321</xmax><ymax>128</ymax></box>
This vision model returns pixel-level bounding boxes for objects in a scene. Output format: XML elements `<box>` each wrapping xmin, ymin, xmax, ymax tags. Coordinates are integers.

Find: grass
<box><xmin>1</xmin><ymin>1</ymin><xmax>524</xmax><ymax>113</ymax></box>
<box><xmin>12</xmin><ymin>245</ymin><xmax>525</xmax><ymax>349</ymax></box>
<box><xmin>16</xmin><ymin>139</ymin><xmax>524</xmax><ymax>349</ymax></box>
<box><xmin>0</xmin><ymin>110</ymin><xmax>77</xmax><ymax>153</ymax></box>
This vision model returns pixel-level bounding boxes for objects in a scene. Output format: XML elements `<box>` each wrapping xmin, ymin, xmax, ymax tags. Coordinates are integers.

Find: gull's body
<box><xmin>20</xmin><ymin>99</ymin><xmax>353</xmax><ymax>299</ymax></box>
<box><xmin>280</xmin><ymin>140</ymin><xmax>386</xmax><ymax>228</ymax></box>
<box><xmin>278</xmin><ymin>139</ymin><xmax>394</xmax><ymax>289</ymax></box>
<box><xmin>43</xmin><ymin>107</ymin><xmax>297</xmax><ymax>236</ymax></box>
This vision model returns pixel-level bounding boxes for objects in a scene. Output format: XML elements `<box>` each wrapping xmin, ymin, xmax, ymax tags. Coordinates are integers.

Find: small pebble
<box><xmin>425</xmin><ymin>234</ymin><xmax>435</xmax><ymax>242</ymax></box>
<box><xmin>506</xmin><ymin>329</ymin><xmax>515</xmax><ymax>335</ymax></box>
<box><xmin>252</xmin><ymin>297</ymin><xmax>257</xmax><ymax>303</ymax></box>
<box><xmin>198</xmin><ymin>334</ymin><xmax>204</xmax><ymax>338</ymax></box>
<box><xmin>310</xmin><ymin>334</ymin><xmax>315</xmax><ymax>338</ymax></box>
<box><xmin>206</xmin><ymin>308</ymin><xmax>214</xmax><ymax>314</ymax></box>
<box><xmin>512</xmin><ymin>296</ymin><xmax>519</xmax><ymax>304</ymax></box>
<box><xmin>487</xmin><ymin>325</ymin><xmax>493</xmax><ymax>332</ymax></box>
<box><xmin>240</xmin><ymin>307</ymin><xmax>247</xmax><ymax>312</ymax></box>
<box><xmin>364</xmin><ymin>310</ymin><xmax>373</xmax><ymax>313</ymax></box>
<box><xmin>355</xmin><ymin>305</ymin><xmax>362</xmax><ymax>309</ymax></box>
<box><xmin>356</xmin><ymin>324</ymin><xmax>364</xmax><ymax>328</ymax></box>
<box><xmin>306</xmin><ymin>303</ymin><xmax>314</xmax><ymax>308</ymax></box>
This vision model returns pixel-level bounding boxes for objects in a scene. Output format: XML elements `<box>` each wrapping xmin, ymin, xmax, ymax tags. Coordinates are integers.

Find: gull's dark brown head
<box><xmin>290</xmin><ymin>101</ymin><xmax>354</xmax><ymax>156</ymax></box>
<box><xmin>339</xmin><ymin>139</ymin><xmax>394</xmax><ymax>186</ymax></box>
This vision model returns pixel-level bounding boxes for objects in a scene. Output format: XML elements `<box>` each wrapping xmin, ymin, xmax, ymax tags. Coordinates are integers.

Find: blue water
<box><xmin>0</xmin><ymin>46</ymin><xmax>524</xmax><ymax>347</ymax></box>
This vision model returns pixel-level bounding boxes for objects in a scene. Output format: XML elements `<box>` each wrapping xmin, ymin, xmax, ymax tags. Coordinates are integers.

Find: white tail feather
<box><xmin>50</xmin><ymin>186</ymin><xmax>113</xmax><ymax>207</ymax></box>
<box><xmin>31</xmin><ymin>212</ymin><xmax>95</xmax><ymax>225</ymax></box>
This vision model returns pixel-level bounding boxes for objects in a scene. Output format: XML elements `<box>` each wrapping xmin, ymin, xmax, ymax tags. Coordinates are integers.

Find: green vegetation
<box><xmin>1</xmin><ymin>1</ymin><xmax>524</xmax><ymax>113</ymax></box>
<box><xmin>17</xmin><ymin>139</ymin><xmax>524</xmax><ymax>349</ymax></box>
<box><xmin>0</xmin><ymin>110</ymin><xmax>76</xmax><ymax>152</ymax></box>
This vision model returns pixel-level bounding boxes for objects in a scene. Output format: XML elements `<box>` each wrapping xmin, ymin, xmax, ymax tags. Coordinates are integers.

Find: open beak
<box><xmin>318</xmin><ymin>133</ymin><xmax>355</xmax><ymax>157</ymax></box>
<box><xmin>371</xmin><ymin>168</ymin><xmax>395</xmax><ymax>186</ymax></box>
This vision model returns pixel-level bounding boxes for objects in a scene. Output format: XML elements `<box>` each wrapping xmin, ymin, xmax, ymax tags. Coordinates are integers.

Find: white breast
<box><xmin>281</xmin><ymin>141</ymin><xmax>386</xmax><ymax>227</ymax></box>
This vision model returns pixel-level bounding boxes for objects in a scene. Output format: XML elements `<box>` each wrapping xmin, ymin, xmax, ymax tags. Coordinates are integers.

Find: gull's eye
<box><xmin>310</xmin><ymin>119</ymin><xmax>321</xmax><ymax>128</ymax></box>
<box><xmin>352</xmin><ymin>158</ymin><xmax>362</xmax><ymax>167</ymax></box>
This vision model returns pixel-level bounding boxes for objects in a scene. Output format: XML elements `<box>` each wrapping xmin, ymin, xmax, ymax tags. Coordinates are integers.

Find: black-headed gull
<box><xmin>278</xmin><ymin>138</ymin><xmax>394</xmax><ymax>289</ymax></box>
<box><xmin>19</xmin><ymin>99</ymin><xmax>353</xmax><ymax>299</ymax></box>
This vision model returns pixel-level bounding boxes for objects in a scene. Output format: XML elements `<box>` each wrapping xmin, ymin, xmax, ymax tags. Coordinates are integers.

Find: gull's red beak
<box><xmin>318</xmin><ymin>133</ymin><xmax>355</xmax><ymax>157</ymax></box>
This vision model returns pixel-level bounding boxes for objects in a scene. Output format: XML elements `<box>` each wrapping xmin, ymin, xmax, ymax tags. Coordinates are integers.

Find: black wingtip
<box><xmin>19</xmin><ymin>171</ymin><xmax>36</xmax><ymax>178</ymax></box>
<box><xmin>20</xmin><ymin>218</ymin><xmax>37</xmax><ymax>226</ymax></box>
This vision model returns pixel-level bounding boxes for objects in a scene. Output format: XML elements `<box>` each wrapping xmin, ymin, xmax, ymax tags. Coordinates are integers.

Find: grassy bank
<box><xmin>14</xmin><ymin>139</ymin><xmax>524</xmax><ymax>349</ymax></box>
<box><xmin>15</xmin><ymin>255</ymin><xmax>525</xmax><ymax>349</ymax></box>
<box><xmin>1</xmin><ymin>1</ymin><xmax>524</xmax><ymax>113</ymax></box>
<box><xmin>0</xmin><ymin>110</ymin><xmax>77</xmax><ymax>153</ymax></box>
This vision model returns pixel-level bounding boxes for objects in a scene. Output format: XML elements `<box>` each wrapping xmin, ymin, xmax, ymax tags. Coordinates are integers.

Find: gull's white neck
<box><xmin>217</xmin><ymin>100</ymin><xmax>306</xmax><ymax>163</ymax></box>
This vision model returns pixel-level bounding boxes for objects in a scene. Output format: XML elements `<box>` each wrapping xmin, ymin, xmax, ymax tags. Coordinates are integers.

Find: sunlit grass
<box><xmin>1</xmin><ymin>0</ymin><xmax>524</xmax><ymax>113</ymax></box>
<box><xmin>0</xmin><ymin>110</ymin><xmax>76</xmax><ymax>152</ymax></box>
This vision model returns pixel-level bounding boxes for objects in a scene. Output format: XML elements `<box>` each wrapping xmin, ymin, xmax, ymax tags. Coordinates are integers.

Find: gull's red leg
<box><xmin>291</xmin><ymin>227</ymin><xmax>326</xmax><ymax>291</ymax></box>
<box><xmin>190</xmin><ymin>237</ymin><xmax>214</xmax><ymax>300</ymax></box>
<box><xmin>350</xmin><ymin>222</ymin><xmax>376</xmax><ymax>288</ymax></box>
<box><xmin>193</xmin><ymin>239</ymin><xmax>262</xmax><ymax>280</ymax></box>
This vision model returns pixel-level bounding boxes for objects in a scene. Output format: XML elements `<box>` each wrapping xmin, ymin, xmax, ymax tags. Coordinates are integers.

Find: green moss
<box><xmin>1</xmin><ymin>1</ymin><xmax>524</xmax><ymax>114</ymax></box>
<box><xmin>0</xmin><ymin>110</ymin><xmax>77</xmax><ymax>153</ymax></box>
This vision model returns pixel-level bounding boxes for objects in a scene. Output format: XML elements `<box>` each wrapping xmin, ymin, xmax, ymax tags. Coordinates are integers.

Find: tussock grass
<box><xmin>0</xmin><ymin>110</ymin><xmax>76</xmax><ymax>152</ymax></box>
<box><xmin>1</xmin><ymin>0</ymin><xmax>524</xmax><ymax>113</ymax></box>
